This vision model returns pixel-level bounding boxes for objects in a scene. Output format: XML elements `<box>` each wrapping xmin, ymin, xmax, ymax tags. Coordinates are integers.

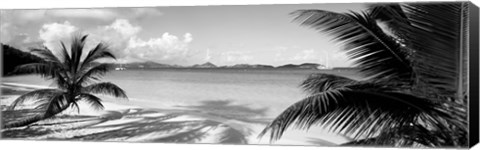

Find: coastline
<box><xmin>0</xmin><ymin>82</ymin><xmax>347</xmax><ymax>145</ymax></box>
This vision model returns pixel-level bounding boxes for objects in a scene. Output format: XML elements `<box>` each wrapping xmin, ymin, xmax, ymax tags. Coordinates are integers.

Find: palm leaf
<box><xmin>82</xmin><ymin>82</ymin><xmax>128</xmax><ymax>99</ymax></box>
<box><xmin>258</xmin><ymin>86</ymin><xmax>451</xmax><ymax>142</ymax></box>
<box><xmin>59</xmin><ymin>41</ymin><xmax>72</xmax><ymax>67</ymax></box>
<box><xmin>300</xmin><ymin>73</ymin><xmax>360</xmax><ymax>95</ymax></box>
<box><xmin>291</xmin><ymin>10</ymin><xmax>413</xmax><ymax>82</ymax></box>
<box><xmin>400</xmin><ymin>3</ymin><xmax>464</xmax><ymax>98</ymax></box>
<box><xmin>300</xmin><ymin>73</ymin><xmax>409</xmax><ymax>95</ymax></box>
<box><xmin>9</xmin><ymin>89</ymin><xmax>64</xmax><ymax>110</ymax></box>
<box><xmin>52</xmin><ymin>72</ymin><xmax>70</xmax><ymax>89</ymax></box>
<box><xmin>367</xmin><ymin>4</ymin><xmax>412</xmax><ymax>41</ymax></box>
<box><xmin>368</xmin><ymin>4</ymin><xmax>410</xmax><ymax>24</ymax></box>
<box><xmin>34</xmin><ymin>93</ymin><xmax>69</xmax><ymax>117</ymax></box>
<box><xmin>29</xmin><ymin>48</ymin><xmax>62</xmax><ymax>64</ymax></box>
<box><xmin>78</xmin><ymin>93</ymin><xmax>104</xmax><ymax>110</ymax></box>
<box><xmin>13</xmin><ymin>62</ymin><xmax>64</xmax><ymax>78</ymax></box>
<box><xmin>80</xmin><ymin>42</ymin><xmax>116</xmax><ymax>71</ymax></box>
<box><xmin>342</xmin><ymin>124</ymin><xmax>438</xmax><ymax>147</ymax></box>
<box><xmin>70</xmin><ymin>100</ymin><xmax>81</xmax><ymax>114</ymax></box>
<box><xmin>69</xmin><ymin>34</ymin><xmax>88</xmax><ymax>73</ymax></box>
<box><xmin>76</xmin><ymin>63</ymin><xmax>112</xmax><ymax>85</ymax></box>
<box><xmin>342</xmin><ymin>122</ymin><xmax>465</xmax><ymax>147</ymax></box>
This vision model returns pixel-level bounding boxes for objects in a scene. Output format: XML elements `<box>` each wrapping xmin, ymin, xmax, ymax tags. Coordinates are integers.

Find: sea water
<box><xmin>1</xmin><ymin>69</ymin><xmax>361</xmax><ymax>119</ymax></box>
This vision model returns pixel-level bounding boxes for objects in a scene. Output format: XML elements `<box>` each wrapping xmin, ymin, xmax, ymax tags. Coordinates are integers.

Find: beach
<box><xmin>1</xmin><ymin>69</ymin><xmax>355</xmax><ymax>145</ymax></box>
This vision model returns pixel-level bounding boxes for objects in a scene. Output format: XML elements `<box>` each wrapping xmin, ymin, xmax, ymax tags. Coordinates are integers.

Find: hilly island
<box><xmin>109</xmin><ymin>61</ymin><xmax>328</xmax><ymax>70</ymax></box>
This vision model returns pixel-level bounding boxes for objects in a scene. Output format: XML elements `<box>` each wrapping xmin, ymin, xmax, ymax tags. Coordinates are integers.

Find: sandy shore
<box><xmin>0</xmin><ymin>83</ymin><xmax>349</xmax><ymax>145</ymax></box>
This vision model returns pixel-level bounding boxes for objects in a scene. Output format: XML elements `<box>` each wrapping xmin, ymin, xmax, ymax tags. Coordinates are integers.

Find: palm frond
<box><xmin>342</xmin><ymin>123</ymin><xmax>441</xmax><ymax>147</ymax></box>
<box><xmin>258</xmin><ymin>87</ymin><xmax>450</xmax><ymax>142</ymax></box>
<box><xmin>69</xmin><ymin>34</ymin><xmax>88</xmax><ymax>73</ymax></box>
<box><xmin>368</xmin><ymin>4</ymin><xmax>412</xmax><ymax>41</ymax></box>
<box><xmin>52</xmin><ymin>73</ymin><xmax>69</xmax><ymax>90</ymax></box>
<box><xmin>30</xmin><ymin>48</ymin><xmax>62</xmax><ymax>64</ymax></box>
<box><xmin>401</xmin><ymin>3</ymin><xmax>464</xmax><ymax>98</ymax></box>
<box><xmin>300</xmin><ymin>73</ymin><xmax>409</xmax><ymax>96</ymax></box>
<box><xmin>82</xmin><ymin>82</ymin><xmax>128</xmax><ymax>99</ymax></box>
<box><xmin>9</xmin><ymin>89</ymin><xmax>64</xmax><ymax>110</ymax></box>
<box><xmin>13</xmin><ymin>62</ymin><xmax>64</xmax><ymax>79</ymax></box>
<box><xmin>78</xmin><ymin>93</ymin><xmax>104</xmax><ymax>110</ymax></box>
<box><xmin>34</xmin><ymin>93</ymin><xmax>69</xmax><ymax>117</ymax></box>
<box><xmin>342</xmin><ymin>122</ymin><xmax>466</xmax><ymax>147</ymax></box>
<box><xmin>368</xmin><ymin>4</ymin><xmax>410</xmax><ymax>24</ymax></box>
<box><xmin>80</xmin><ymin>42</ymin><xmax>116</xmax><ymax>71</ymax></box>
<box><xmin>70</xmin><ymin>100</ymin><xmax>81</xmax><ymax>114</ymax></box>
<box><xmin>15</xmin><ymin>62</ymin><xmax>69</xmax><ymax>90</ymax></box>
<box><xmin>59</xmin><ymin>41</ymin><xmax>72</xmax><ymax>66</ymax></box>
<box><xmin>76</xmin><ymin>63</ymin><xmax>112</xmax><ymax>85</ymax></box>
<box><xmin>300</xmin><ymin>73</ymin><xmax>359</xmax><ymax>95</ymax></box>
<box><xmin>291</xmin><ymin>10</ymin><xmax>413</xmax><ymax>82</ymax></box>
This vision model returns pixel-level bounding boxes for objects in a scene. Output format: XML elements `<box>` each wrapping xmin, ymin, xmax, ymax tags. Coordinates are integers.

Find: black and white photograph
<box><xmin>1</xmin><ymin>0</ymin><xmax>478</xmax><ymax>149</ymax></box>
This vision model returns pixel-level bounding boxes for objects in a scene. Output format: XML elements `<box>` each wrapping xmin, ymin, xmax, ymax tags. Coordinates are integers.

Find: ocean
<box><xmin>1</xmin><ymin>69</ymin><xmax>362</xmax><ymax>119</ymax></box>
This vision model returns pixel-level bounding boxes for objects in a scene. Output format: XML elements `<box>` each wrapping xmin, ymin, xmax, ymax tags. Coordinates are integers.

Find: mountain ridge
<box><xmin>111</xmin><ymin>61</ymin><xmax>328</xmax><ymax>70</ymax></box>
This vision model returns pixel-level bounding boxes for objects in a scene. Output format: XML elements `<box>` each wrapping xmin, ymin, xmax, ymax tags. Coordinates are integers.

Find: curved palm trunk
<box><xmin>2</xmin><ymin>115</ymin><xmax>44</xmax><ymax>129</ymax></box>
<box><xmin>2</xmin><ymin>103</ymin><xmax>71</xmax><ymax>129</ymax></box>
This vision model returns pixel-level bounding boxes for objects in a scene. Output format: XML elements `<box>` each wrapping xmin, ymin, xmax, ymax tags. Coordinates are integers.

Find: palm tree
<box><xmin>3</xmin><ymin>34</ymin><xmax>128</xmax><ymax>128</ymax></box>
<box><xmin>259</xmin><ymin>2</ymin><xmax>469</xmax><ymax>147</ymax></box>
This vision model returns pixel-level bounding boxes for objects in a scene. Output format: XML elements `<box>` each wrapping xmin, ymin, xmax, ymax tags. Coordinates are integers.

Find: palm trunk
<box><xmin>2</xmin><ymin>115</ymin><xmax>44</xmax><ymax>129</ymax></box>
<box><xmin>2</xmin><ymin>103</ymin><xmax>71</xmax><ymax>129</ymax></box>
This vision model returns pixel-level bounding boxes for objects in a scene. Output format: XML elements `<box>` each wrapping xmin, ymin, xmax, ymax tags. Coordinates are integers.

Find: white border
<box><xmin>0</xmin><ymin>0</ymin><xmax>475</xmax><ymax>9</ymax></box>
<box><xmin>0</xmin><ymin>0</ymin><xmax>478</xmax><ymax>150</ymax></box>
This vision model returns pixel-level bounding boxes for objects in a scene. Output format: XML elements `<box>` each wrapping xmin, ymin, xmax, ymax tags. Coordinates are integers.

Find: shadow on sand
<box><xmin>176</xmin><ymin>99</ymin><xmax>270</xmax><ymax>124</ymax></box>
<box><xmin>2</xmin><ymin>100</ymin><xmax>270</xmax><ymax>144</ymax></box>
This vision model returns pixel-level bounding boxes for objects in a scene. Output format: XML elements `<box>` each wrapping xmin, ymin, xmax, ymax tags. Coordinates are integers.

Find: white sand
<box><xmin>1</xmin><ymin>83</ymin><xmax>350</xmax><ymax>145</ymax></box>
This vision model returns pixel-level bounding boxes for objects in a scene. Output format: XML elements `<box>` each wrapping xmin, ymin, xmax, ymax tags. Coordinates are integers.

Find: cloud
<box><xmin>272</xmin><ymin>46</ymin><xmax>351</xmax><ymax>66</ymax></box>
<box><xmin>0</xmin><ymin>23</ymin><xmax>12</xmax><ymax>43</ymax></box>
<box><xmin>86</xmin><ymin>19</ymin><xmax>193</xmax><ymax>63</ymax></box>
<box><xmin>45</xmin><ymin>9</ymin><xmax>117</xmax><ymax>21</ymax></box>
<box><xmin>43</xmin><ymin>8</ymin><xmax>163</xmax><ymax>22</ymax></box>
<box><xmin>125</xmin><ymin>32</ymin><xmax>193</xmax><ymax>62</ymax></box>
<box><xmin>1</xmin><ymin>8</ymin><xmax>164</xmax><ymax>27</ymax></box>
<box><xmin>129</xmin><ymin>8</ymin><xmax>163</xmax><ymax>19</ymax></box>
<box><xmin>33</xmin><ymin>19</ymin><xmax>193</xmax><ymax>64</ymax></box>
<box><xmin>38</xmin><ymin>21</ymin><xmax>78</xmax><ymax>50</ymax></box>
<box><xmin>0</xmin><ymin>10</ymin><xmax>50</xmax><ymax>27</ymax></box>
<box><xmin>10</xmin><ymin>10</ymin><xmax>47</xmax><ymax>22</ymax></box>
<box><xmin>291</xmin><ymin>49</ymin><xmax>315</xmax><ymax>61</ymax></box>
<box><xmin>184</xmin><ymin>33</ymin><xmax>193</xmax><ymax>43</ymax></box>
<box><xmin>220</xmin><ymin>51</ymin><xmax>253</xmax><ymax>63</ymax></box>
<box><xmin>104</xmin><ymin>19</ymin><xmax>141</xmax><ymax>37</ymax></box>
<box><xmin>274</xmin><ymin>47</ymin><xmax>319</xmax><ymax>62</ymax></box>
<box><xmin>1</xmin><ymin>22</ymin><xmax>43</xmax><ymax>50</ymax></box>
<box><xmin>205</xmin><ymin>49</ymin><xmax>212</xmax><ymax>61</ymax></box>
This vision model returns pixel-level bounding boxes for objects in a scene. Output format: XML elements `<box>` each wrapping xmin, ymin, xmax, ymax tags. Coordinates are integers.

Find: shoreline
<box><xmin>1</xmin><ymin>82</ymin><xmax>348</xmax><ymax>145</ymax></box>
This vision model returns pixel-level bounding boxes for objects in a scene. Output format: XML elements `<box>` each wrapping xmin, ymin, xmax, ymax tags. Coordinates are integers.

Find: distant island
<box><xmin>276</xmin><ymin>63</ymin><xmax>325</xmax><ymax>69</ymax></box>
<box><xmin>109</xmin><ymin>61</ymin><xmax>334</xmax><ymax>70</ymax></box>
<box><xmin>220</xmin><ymin>64</ymin><xmax>275</xmax><ymax>69</ymax></box>
<box><xmin>0</xmin><ymin>44</ymin><xmax>355</xmax><ymax>73</ymax></box>
<box><xmin>192</xmin><ymin>62</ymin><xmax>217</xmax><ymax>68</ymax></box>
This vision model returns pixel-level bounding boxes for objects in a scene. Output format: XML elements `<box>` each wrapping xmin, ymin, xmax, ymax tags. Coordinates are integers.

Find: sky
<box><xmin>1</xmin><ymin>3</ymin><xmax>366</xmax><ymax>67</ymax></box>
